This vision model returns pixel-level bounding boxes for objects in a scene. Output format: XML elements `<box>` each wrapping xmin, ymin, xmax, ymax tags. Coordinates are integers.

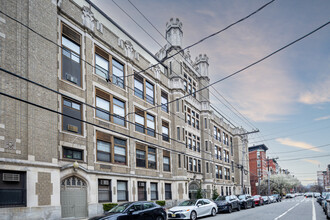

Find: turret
<box><xmin>166</xmin><ymin>18</ymin><xmax>183</xmax><ymax>48</ymax></box>
<box><xmin>194</xmin><ymin>54</ymin><xmax>209</xmax><ymax>78</ymax></box>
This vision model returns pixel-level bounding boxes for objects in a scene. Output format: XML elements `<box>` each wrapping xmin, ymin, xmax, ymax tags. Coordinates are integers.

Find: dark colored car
<box><xmin>272</xmin><ymin>194</ymin><xmax>281</xmax><ymax>202</ymax></box>
<box><xmin>262</xmin><ymin>196</ymin><xmax>270</xmax><ymax>204</ymax></box>
<box><xmin>237</xmin><ymin>194</ymin><xmax>255</xmax><ymax>209</ymax></box>
<box><xmin>253</xmin><ymin>195</ymin><xmax>264</xmax><ymax>206</ymax></box>
<box><xmin>214</xmin><ymin>195</ymin><xmax>241</xmax><ymax>213</ymax></box>
<box><xmin>89</xmin><ymin>201</ymin><xmax>166</xmax><ymax>220</ymax></box>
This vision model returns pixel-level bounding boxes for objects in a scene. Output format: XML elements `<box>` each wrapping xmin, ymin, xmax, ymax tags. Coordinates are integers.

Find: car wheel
<box><xmin>156</xmin><ymin>216</ymin><xmax>164</xmax><ymax>220</ymax></box>
<box><xmin>190</xmin><ymin>211</ymin><xmax>197</xmax><ymax>220</ymax></box>
<box><xmin>237</xmin><ymin>204</ymin><xmax>241</xmax><ymax>211</ymax></box>
<box><xmin>228</xmin><ymin>206</ymin><xmax>232</xmax><ymax>213</ymax></box>
<box><xmin>244</xmin><ymin>203</ymin><xmax>248</xmax><ymax>209</ymax></box>
<box><xmin>211</xmin><ymin>208</ymin><xmax>216</xmax><ymax>216</ymax></box>
<box><xmin>252</xmin><ymin>202</ymin><xmax>255</xmax><ymax>208</ymax></box>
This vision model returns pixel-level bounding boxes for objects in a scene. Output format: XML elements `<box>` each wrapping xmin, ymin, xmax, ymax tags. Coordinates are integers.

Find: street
<box><xmin>203</xmin><ymin>197</ymin><xmax>327</xmax><ymax>220</ymax></box>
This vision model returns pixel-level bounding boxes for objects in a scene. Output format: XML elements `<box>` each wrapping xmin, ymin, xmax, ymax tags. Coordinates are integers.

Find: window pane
<box><xmin>135</xmin><ymin>114</ymin><xmax>144</xmax><ymax>125</ymax></box>
<box><xmin>62</xmin><ymin>36</ymin><xmax>80</xmax><ymax>54</ymax></box>
<box><xmin>95</xmin><ymin>54</ymin><xmax>109</xmax><ymax>78</ymax></box>
<box><xmin>146</xmin><ymin>82</ymin><xmax>154</xmax><ymax>104</ymax></box>
<box><xmin>147</xmin><ymin>114</ymin><xmax>155</xmax><ymax>129</ymax></box>
<box><xmin>114</xmin><ymin>146</ymin><xmax>126</xmax><ymax>163</ymax></box>
<box><xmin>162</xmin><ymin>126</ymin><xmax>169</xmax><ymax>135</ymax></box>
<box><xmin>134</xmin><ymin>79</ymin><xmax>144</xmax><ymax>99</ymax></box>
<box><xmin>113</xmin><ymin>105</ymin><xmax>124</xmax><ymax>117</ymax></box>
<box><xmin>113</xmin><ymin>98</ymin><xmax>125</xmax><ymax>108</ymax></box>
<box><xmin>136</xmin><ymin>149</ymin><xmax>146</xmax><ymax>167</ymax></box>
<box><xmin>96</xmin><ymin>97</ymin><xmax>110</xmax><ymax>111</ymax></box>
<box><xmin>97</xmin><ymin>140</ymin><xmax>111</xmax><ymax>153</ymax></box>
<box><xmin>161</xmin><ymin>96</ymin><xmax>168</xmax><ymax>112</ymax></box>
<box><xmin>71</xmin><ymin>102</ymin><xmax>80</xmax><ymax>110</ymax></box>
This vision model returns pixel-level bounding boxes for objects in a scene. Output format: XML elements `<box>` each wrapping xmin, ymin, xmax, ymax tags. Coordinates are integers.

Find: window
<box><xmin>193</xmin><ymin>140</ymin><xmax>196</xmax><ymax>151</ymax></box>
<box><xmin>176</xmin><ymin>99</ymin><xmax>179</xmax><ymax>112</ymax></box>
<box><xmin>178</xmin><ymin>154</ymin><xmax>181</xmax><ymax>168</ymax></box>
<box><xmin>135</xmin><ymin>108</ymin><xmax>156</xmax><ymax>137</ymax></box>
<box><xmin>204</xmin><ymin>118</ymin><xmax>207</xmax><ymax>129</ymax></box>
<box><xmin>185</xmin><ymin>107</ymin><xmax>199</xmax><ymax>129</ymax></box>
<box><xmin>223</xmin><ymin>132</ymin><xmax>226</xmax><ymax>145</ymax></box>
<box><xmin>96</xmin><ymin>89</ymin><xmax>126</xmax><ymax>126</ymax></box>
<box><xmin>257</xmin><ymin>160</ymin><xmax>261</xmax><ymax>167</ymax></box>
<box><xmin>231</xmin><ymin>161</ymin><xmax>234</xmax><ymax>173</ymax></box>
<box><xmin>198</xmin><ymin>160</ymin><xmax>201</xmax><ymax>173</ymax></box>
<box><xmin>161</xmin><ymin>91</ymin><xmax>168</xmax><ymax>112</ymax></box>
<box><xmin>62</xmin><ymin>98</ymin><xmax>82</xmax><ymax>134</ymax></box>
<box><xmin>63</xmin><ymin>147</ymin><xmax>83</xmax><ymax>160</ymax></box>
<box><xmin>165</xmin><ymin>183</ymin><xmax>172</xmax><ymax>200</ymax></box>
<box><xmin>163</xmin><ymin>151</ymin><xmax>170</xmax><ymax>172</ymax></box>
<box><xmin>189</xmin><ymin>158</ymin><xmax>193</xmax><ymax>171</ymax></box>
<box><xmin>219</xmin><ymin>167</ymin><xmax>223</xmax><ymax>179</ymax></box>
<box><xmin>134</xmin><ymin>75</ymin><xmax>144</xmax><ymax>99</ymax></box>
<box><xmin>214</xmin><ymin>146</ymin><xmax>218</xmax><ymax>159</ymax></box>
<box><xmin>95</xmin><ymin>49</ymin><xmax>109</xmax><ymax>79</ymax></box>
<box><xmin>134</xmin><ymin>75</ymin><xmax>155</xmax><ymax>104</ymax></box>
<box><xmin>230</xmin><ymin>137</ymin><xmax>233</xmax><ymax>156</ymax></box>
<box><xmin>61</xmin><ymin>24</ymin><xmax>81</xmax><ymax>86</ymax></box>
<box><xmin>96</xmin><ymin>131</ymin><xmax>127</xmax><ymax>165</ymax></box>
<box><xmin>205</xmin><ymin>141</ymin><xmax>208</xmax><ymax>151</ymax></box>
<box><xmin>0</xmin><ymin>170</ymin><xmax>26</xmax><ymax>207</ymax></box>
<box><xmin>218</xmin><ymin>147</ymin><xmax>221</xmax><ymax>160</ymax></box>
<box><xmin>136</xmin><ymin>145</ymin><xmax>156</xmax><ymax>169</ymax></box>
<box><xmin>150</xmin><ymin>183</ymin><xmax>158</xmax><ymax>200</ymax></box>
<box><xmin>162</xmin><ymin>121</ymin><xmax>169</xmax><ymax>142</ymax></box>
<box><xmin>214</xmin><ymin>126</ymin><xmax>217</xmax><ymax>139</ymax></box>
<box><xmin>177</xmin><ymin>127</ymin><xmax>180</xmax><ymax>140</ymax></box>
<box><xmin>215</xmin><ymin>165</ymin><xmax>219</xmax><ymax>178</ymax></box>
<box><xmin>257</xmin><ymin>151</ymin><xmax>260</xmax><ymax>159</ymax></box>
<box><xmin>193</xmin><ymin>159</ymin><xmax>197</xmax><ymax>172</ymax></box>
<box><xmin>257</xmin><ymin>169</ymin><xmax>261</xmax><ymax>177</ymax></box>
<box><xmin>206</xmin><ymin>162</ymin><xmax>209</xmax><ymax>173</ymax></box>
<box><xmin>197</xmin><ymin>142</ymin><xmax>200</xmax><ymax>152</ymax></box>
<box><xmin>112</xmin><ymin>59</ymin><xmax>124</xmax><ymax>88</ymax></box>
<box><xmin>117</xmin><ymin>181</ymin><xmax>128</xmax><ymax>201</ymax></box>
<box><xmin>98</xmin><ymin>179</ymin><xmax>111</xmax><ymax>202</ymax></box>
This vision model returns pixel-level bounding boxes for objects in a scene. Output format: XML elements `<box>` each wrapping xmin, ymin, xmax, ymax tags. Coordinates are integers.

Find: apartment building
<box><xmin>0</xmin><ymin>0</ymin><xmax>249</xmax><ymax>219</ymax></box>
<box><xmin>249</xmin><ymin>144</ymin><xmax>268</xmax><ymax>195</ymax></box>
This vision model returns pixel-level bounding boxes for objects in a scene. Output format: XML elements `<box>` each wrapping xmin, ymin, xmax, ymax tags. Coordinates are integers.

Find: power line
<box><xmin>278</xmin><ymin>154</ymin><xmax>330</xmax><ymax>162</ymax></box>
<box><xmin>124</xmin><ymin>0</ymin><xmax>277</xmax><ymax>78</ymax></box>
<box><xmin>126</xmin><ymin>21</ymin><xmax>330</xmax><ymax>119</ymax></box>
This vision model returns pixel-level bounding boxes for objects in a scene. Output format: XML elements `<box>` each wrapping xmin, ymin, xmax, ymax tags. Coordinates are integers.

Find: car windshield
<box><xmin>253</xmin><ymin>195</ymin><xmax>260</xmax><ymax>199</ymax></box>
<box><xmin>215</xmin><ymin>196</ymin><xmax>229</xmax><ymax>201</ymax></box>
<box><xmin>238</xmin><ymin>195</ymin><xmax>246</xmax><ymax>199</ymax></box>
<box><xmin>178</xmin><ymin>200</ymin><xmax>197</xmax><ymax>206</ymax></box>
<box><xmin>262</xmin><ymin>196</ymin><xmax>268</xmax><ymax>199</ymax></box>
<box><xmin>109</xmin><ymin>203</ymin><xmax>132</xmax><ymax>213</ymax></box>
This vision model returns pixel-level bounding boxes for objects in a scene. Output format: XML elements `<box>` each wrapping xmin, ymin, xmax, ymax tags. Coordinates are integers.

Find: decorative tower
<box><xmin>166</xmin><ymin>18</ymin><xmax>183</xmax><ymax>49</ymax></box>
<box><xmin>194</xmin><ymin>54</ymin><xmax>209</xmax><ymax>78</ymax></box>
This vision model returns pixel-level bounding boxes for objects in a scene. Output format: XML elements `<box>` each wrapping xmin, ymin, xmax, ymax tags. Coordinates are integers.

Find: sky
<box><xmin>91</xmin><ymin>0</ymin><xmax>330</xmax><ymax>185</ymax></box>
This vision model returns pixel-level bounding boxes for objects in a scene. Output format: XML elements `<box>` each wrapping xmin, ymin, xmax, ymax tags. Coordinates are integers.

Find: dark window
<box><xmin>178</xmin><ymin>154</ymin><xmax>181</xmax><ymax>168</ymax></box>
<box><xmin>161</xmin><ymin>91</ymin><xmax>168</xmax><ymax>112</ymax></box>
<box><xmin>206</xmin><ymin>162</ymin><xmax>209</xmax><ymax>173</ymax></box>
<box><xmin>136</xmin><ymin>145</ymin><xmax>156</xmax><ymax>169</ymax></box>
<box><xmin>198</xmin><ymin>160</ymin><xmax>201</xmax><ymax>173</ymax></box>
<box><xmin>163</xmin><ymin>151</ymin><xmax>170</xmax><ymax>172</ymax></box>
<box><xmin>62</xmin><ymin>24</ymin><xmax>81</xmax><ymax>86</ymax></box>
<box><xmin>162</xmin><ymin>121</ymin><xmax>169</xmax><ymax>142</ymax></box>
<box><xmin>150</xmin><ymin>183</ymin><xmax>158</xmax><ymax>200</ymax></box>
<box><xmin>95</xmin><ymin>47</ymin><xmax>109</xmax><ymax>79</ymax></box>
<box><xmin>135</xmin><ymin>108</ymin><xmax>155</xmax><ymax>137</ymax></box>
<box><xmin>189</xmin><ymin>158</ymin><xmax>193</xmax><ymax>171</ymax></box>
<box><xmin>165</xmin><ymin>183</ymin><xmax>172</xmax><ymax>200</ymax></box>
<box><xmin>177</xmin><ymin>127</ymin><xmax>180</xmax><ymax>140</ymax></box>
<box><xmin>0</xmin><ymin>170</ymin><xmax>26</xmax><ymax>207</ymax></box>
<box><xmin>63</xmin><ymin>147</ymin><xmax>83</xmax><ymax>160</ymax></box>
<box><xmin>62</xmin><ymin>98</ymin><xmax>82</xmax><ymax>134</ymax></box>
<box><xmin>98</xmin><ymin>179</ymin><xmax>111</xmax><ymax>202</ymax></box>
<box><xmin>205</xmin><ymin>141</ymin><xmax>208</xmax><ymax>151</ymax></box>
<box><xmin>117</xmin><ymin>181</ymin><xmax>128</xmax><ymax>201</ymax></box>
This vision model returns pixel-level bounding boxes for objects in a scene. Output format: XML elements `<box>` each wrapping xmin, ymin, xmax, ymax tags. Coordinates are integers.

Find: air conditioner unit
<box><xmin>67</xmin><ymin>124</ymin><xmax>78</xmax><ymax>133</ymax></box>
<box><xmin>3</xmin><ymin>173</ymin><xmax>20</xmax><ymax>182</ymax></box>
<box><xmin>66</xmin><ymin>73</ymin><xmax>78</xmax><ymax>84</ymax></box>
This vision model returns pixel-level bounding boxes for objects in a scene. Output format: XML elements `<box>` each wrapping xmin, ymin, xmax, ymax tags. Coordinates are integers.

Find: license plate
<box><xmin>172</xmin><ymin>214</ymin><xmax>176</xmax><ymax>217</ymax></box>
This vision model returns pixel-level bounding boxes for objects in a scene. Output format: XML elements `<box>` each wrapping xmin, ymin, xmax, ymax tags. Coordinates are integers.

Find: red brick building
<box><xmin>249</xmin><ymin>144</ymin><xmax>268</xmax><ymax>195</ymax></box>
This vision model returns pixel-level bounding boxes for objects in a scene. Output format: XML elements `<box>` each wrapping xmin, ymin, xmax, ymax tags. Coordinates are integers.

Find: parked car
<box><xmin>286</xmin><ymin>193</ymin><xmax>295</xmax><ymax>199</ymax></box>
<box><xmin>253</xmin><ymin>195</ymin><xmax>264</xmax><ymax>206</ymax></box>
<box><xmin>324</xmin><ymin>194</ymin><xmax>330</xmax><ymax>214</ymax></box>
<box><xmin>214</xmin><ymin>195</ymin><xmax>241</xmax><ymax>213</ymax></box>
<box><xmin>304</xmin><ymin>192</ymin><xmax>314</xmax><ymax>198</ymax></box>
<box><xmin>272</xmin><ymin>194</ymin><xmax>281</xmax><ymax>202</ymax></box>
<box><xmin>237</xmin><ymin>194</ymin><xmax>255</xmax><ymax>209</ymax></box>
<box><xmin>326</xmin><ymin>196</ymin><xmax>330</xmax><ymax>219</ymax></box>
<box><xmin>168</xmin><ymin>199</ymin><xmax>217</xmax><ymax>220</ymax></box>
<box><xmin>89</xmin><ymin>201</ymin><xmax>166</xmax><ymax>220</ymax></box>
<box><xmin>262</xmin><ymin>196</ymin><xmax>270</xmax><ymax>204</ymax></box>
<box><xmin>319</xmin><ymin>192</ymin><xmax>330</xmax><ymax>205</ymax></box>
<box><xmin>314</xmin><ymin>192</ymin><xmax>321</xmax><ymax>198</ymax></box>
<box><xmin>269</xmin><ymin>196</ymin><xmax>276</xmax><ymax>203</ymax></box>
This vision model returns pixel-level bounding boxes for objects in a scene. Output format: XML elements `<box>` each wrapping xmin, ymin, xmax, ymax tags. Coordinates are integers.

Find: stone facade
<box><xmin>0</xmin><ymin>0</ymin><xmax>250</xmax><ymax>219</ymax></box>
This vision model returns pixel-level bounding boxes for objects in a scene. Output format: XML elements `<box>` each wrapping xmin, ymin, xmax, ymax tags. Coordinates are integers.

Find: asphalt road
<box><xmin>202</xmin><ymin>197</ymin><xmax>327</xmax><ymax>220</ymax></box>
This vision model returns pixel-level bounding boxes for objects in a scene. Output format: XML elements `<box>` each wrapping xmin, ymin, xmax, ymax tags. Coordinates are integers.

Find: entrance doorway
<box><xmin>188</xmin><ymin>182</ymin><xmax>199</xmax><ymax>199</ymax></box>
<box><xmin>60</xmin><ymin>176</ymin><xmax>87</xmax><ymax>218</ymax></box>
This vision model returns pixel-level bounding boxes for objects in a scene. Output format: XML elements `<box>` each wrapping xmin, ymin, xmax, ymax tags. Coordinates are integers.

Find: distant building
<box><xmin>248</xmin><ymin>144</ymin><xmax>268</xmax><ymax>195</ymax></box>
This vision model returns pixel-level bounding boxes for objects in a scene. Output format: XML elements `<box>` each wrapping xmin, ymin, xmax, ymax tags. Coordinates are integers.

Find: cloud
<box><xmin>302</xmin><ymin>159</ymin><xmax>320</xmax><ymax>165</ymax></box>
<box><xmin>276</xmin><ymin>138</ymin><xmax>322</xmax><ymax>152</ymax></box>
<box><xmin>314</xmin><ymin>115</ymin><xmax>330</xmax><ymax>121</ymax></box>
<box><xmin>299</xmin><ymin>75</ymin><xmax>330</xmax><ymax>105</ymax></box>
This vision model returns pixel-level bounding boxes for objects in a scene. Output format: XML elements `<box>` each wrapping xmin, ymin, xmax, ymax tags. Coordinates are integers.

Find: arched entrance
<box><xmin>60</xmin><ymin>176</ymin><xmax>87</xmax><ymax>218</ymax></box>
<box><xmin>188</xmin><ymin>182</ymin><xmax>199</xmax><ymax>199</ymax></box>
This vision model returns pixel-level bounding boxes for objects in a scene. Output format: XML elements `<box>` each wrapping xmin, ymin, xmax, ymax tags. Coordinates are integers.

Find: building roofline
<box><xmin>86</xmin><ymin>0</ymin><xmax>167</xmax><ymax>70</ymax></box>
<box><xmin>248</xmin><ymin>144</ymin><xmax>268</xmax><ymax>152</ymax></box>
